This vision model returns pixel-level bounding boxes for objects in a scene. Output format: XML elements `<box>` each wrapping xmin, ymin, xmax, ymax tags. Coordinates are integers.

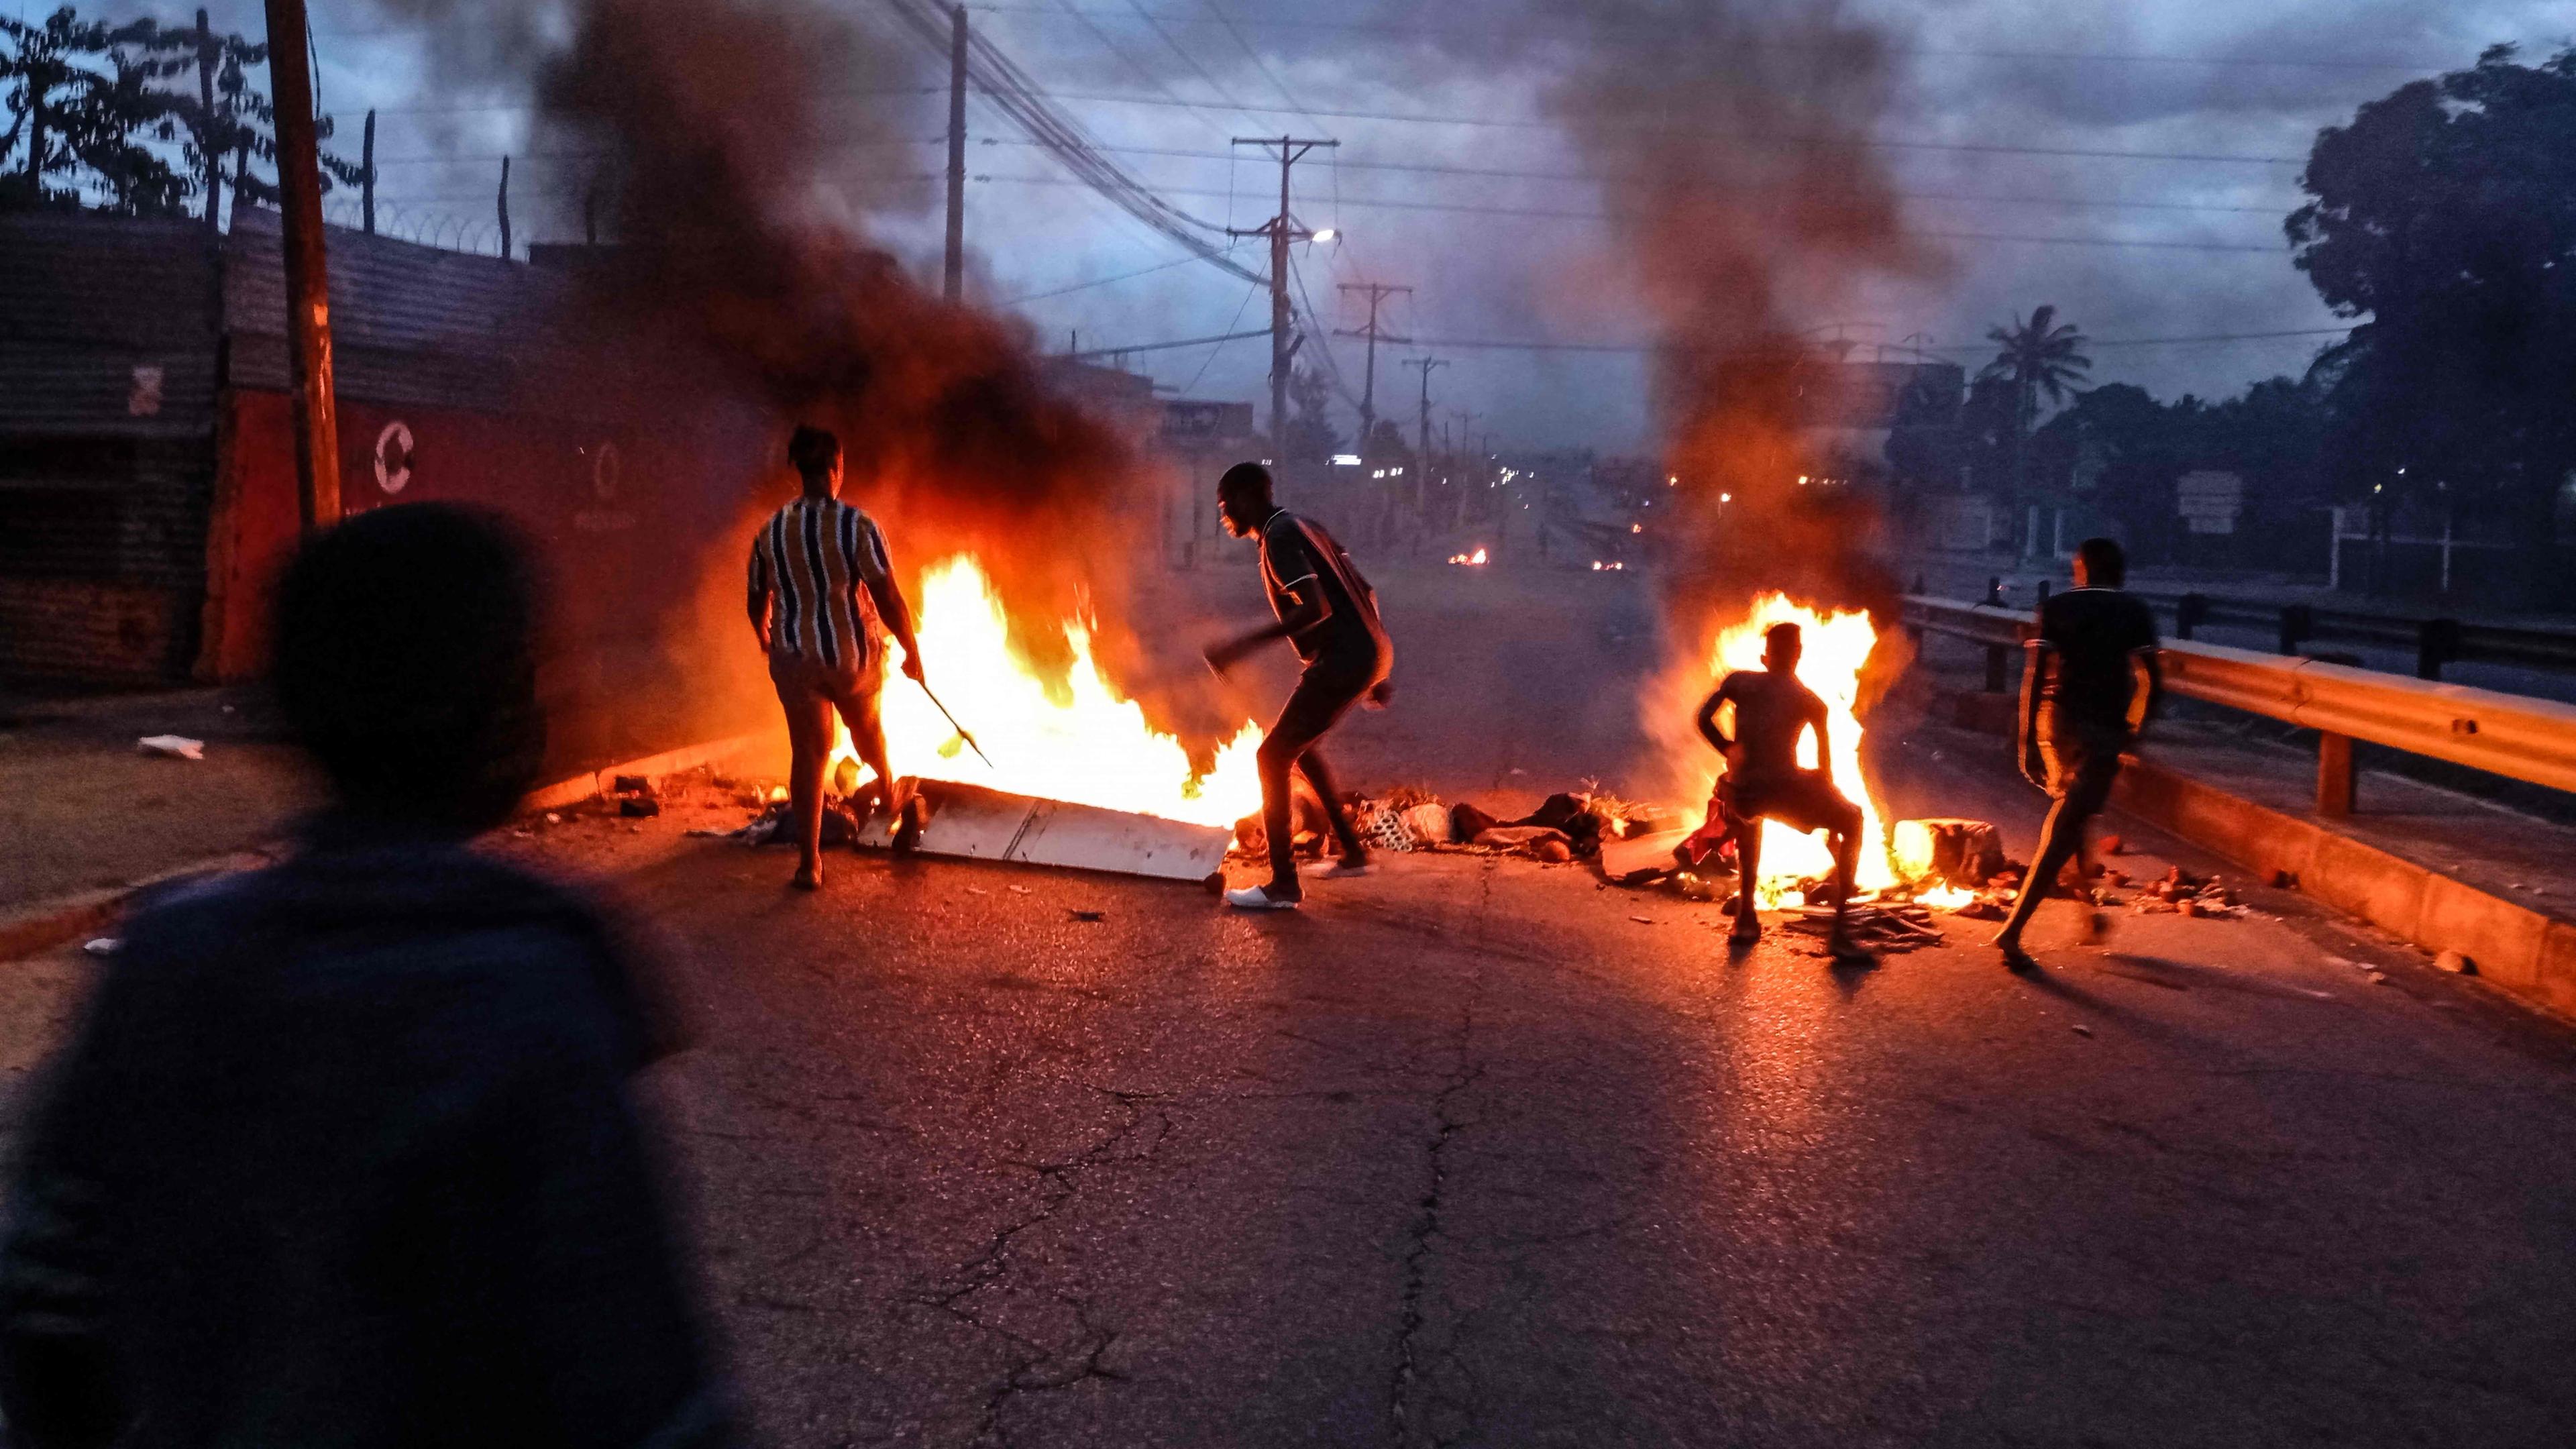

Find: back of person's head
<box><xmin>1218</xmin><ymin>461</ymin><xmax>1274</xmax><ymax>506</ymax></box>
<box><xmin>2076</xmin><ymin>536</ymin><xmax>2127</xmax><ymax>588</ymax></box>
<box><xmin>1765</xmin><ymin>621</ymin><xmax>1802</xmax><ymax>663</ymax></box>
<box><xmin>788</xmin><ymin>424</ymin><xmax>841</xmax><ymax>484</ymax></box>
<box><xmin>273</xmin><ymin>504</ymin><xmax>545</xmax><ymax>833</ymax></box>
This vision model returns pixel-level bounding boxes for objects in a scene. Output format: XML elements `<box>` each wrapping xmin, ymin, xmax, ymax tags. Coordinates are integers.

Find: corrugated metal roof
<box><xmin>222</xmin><ymin>205</ymin><xmax>594</xmax><ymax>415</ymax></box>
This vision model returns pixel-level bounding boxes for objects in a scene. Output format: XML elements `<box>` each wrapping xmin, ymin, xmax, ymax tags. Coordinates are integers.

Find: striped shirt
<box><xmin>748</xmin><ymin>496</ymin><xmax>896</xmax><ymax>675</ymax></box>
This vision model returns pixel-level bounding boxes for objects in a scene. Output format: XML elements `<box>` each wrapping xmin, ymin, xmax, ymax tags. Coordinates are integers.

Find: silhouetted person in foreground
<box><xmin>748</xmin><ymin>424</ymin><xmax>924</xmax><ymax>890</ymax></box>
<box><xmin>0</xmin><ymin>504</ymin><xmax>728</xmax><ymax>1449</ymax></box>
<box><xmin>1203</xmin><ymin>462</ymin><xmax>1394</xmax><ymax>910</ymax></box>
<box><xmin>1699</xmin><ymin>621</ymin><xmax>1870</xmax><ymax>963</ymax></box>
<box><xmin>1995</xmin><ymin>536</ymin><xmax>2163</xmax><ymax>973</ymax></box>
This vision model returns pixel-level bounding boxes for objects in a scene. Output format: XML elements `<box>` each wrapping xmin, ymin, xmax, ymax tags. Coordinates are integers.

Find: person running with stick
<box><xmin>1994</xmin><ymin>537</ymin><xmax>2161</xmax><ymax>972</ymax></box>
<box><xmin>748</xmin><ymin>425</ymin><xmax>926</xmax><ymax>891</ymax></box>
<box><xmin>1697</xmin><ymin>621</ymin><xmax>1871</xmax><ymax>963</ymax></box>
<box><xmin>1203</xmin><ymin>462</ymin><xmax>1394</xmax><ymax>911</ymax></box>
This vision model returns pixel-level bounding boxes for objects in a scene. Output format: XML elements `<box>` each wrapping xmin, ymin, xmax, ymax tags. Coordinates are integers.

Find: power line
<box><xmin>1014</xmin><ymin>89</ymin><xmax>2313</xmax><ymax>162</ymax></box>
<box><xmin>996</xmin><ymin>246</ymin><xmax>1240</xmax><ymax>302</ymax></box>
<box><xmin>1394</xmin><ymin>325</ymin><xmax>2351</xmax><ymax>356</ymax></box>
<box><xmin>879</xmin><ymin>0</ymin><xmax>1267</xmax><ymax>284</ymax></box>
<box><xmin>314</xmin><ymin>10</ymin><xmax>2473</xmax><ymax>74</ymax></box>
<box><xmin>313</xmin><ymin>85</ymin><xmax>2317</xmax><ymax>167</ymax></box>
<box><xmin>1180</xmin><ymin>279</ymin><xmax>1269</xmax><ymax>392</ymax></box>
<box><xmin>968</xmin><ymin>172</ymin><xmax>2291</xmax><ymax>251</ymax></box>
<box><xmin>375</xmin><ymin>133</ymin><xmax>2306</xmax><ymax>217</ymax></box>
<box><xmin>962</xmin><ymin>5</ymin><xmax>2467</xmax><ymax>73</ymax></box>
<box><xmin>1053</xmin><ymin>325</ymin><xmax>1271</xmax><ymax>359</ymax></box>
<box><xmin>969</xmin><ymin>138</ymin><xmax>2304</xmax><ymax>215</ymax></box>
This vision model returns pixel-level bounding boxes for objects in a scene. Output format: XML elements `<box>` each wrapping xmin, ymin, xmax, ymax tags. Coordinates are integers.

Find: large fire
<box><xmin>832</xmin><ymin>556</ymin><xmax>1264</xmax><ymax>827</ymax></box>
<box><xmin>1694</xmin><ymin>593</ymin><xmax>1898</xmax><ymax>907</ymax></box>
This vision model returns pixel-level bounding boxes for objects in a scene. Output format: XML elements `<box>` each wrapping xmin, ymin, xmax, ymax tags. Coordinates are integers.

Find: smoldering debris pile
<box><xmin>1229</xmin><ymin>784</ymin><xmax>1684</xmax><ymax>867</ymax></box>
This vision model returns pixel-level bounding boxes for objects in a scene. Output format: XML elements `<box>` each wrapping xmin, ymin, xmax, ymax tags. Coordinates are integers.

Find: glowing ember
<box><xmin>1448</xmin><ymin>547</ymin><xmax>1489</xmax><ymax>566</ymax></box>
<box><xmin>832</xmin><ymin>556</ymin><xmax>1263</xmax><ymax>826</ymax></box>
<box><xmin>1697</xmin><ymin>592</ymin><xmax>1896</xmax><ymax>908</ymax></box>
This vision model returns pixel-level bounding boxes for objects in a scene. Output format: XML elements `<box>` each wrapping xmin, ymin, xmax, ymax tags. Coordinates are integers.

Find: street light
<box><xmin>1312</xmin><ymin>228</ymin><xmax>1338</xmax><ymax>243</ymax></box>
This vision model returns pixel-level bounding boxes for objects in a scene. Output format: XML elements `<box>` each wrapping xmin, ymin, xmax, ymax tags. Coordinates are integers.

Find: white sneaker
<box><xmin>1225</xmin><ymin>883</ymin><xmax>1303</xmax><ymax>910</ymax></box>
<box><xmin>1320</xmin><ymin>859</ymin><xmax>1374</xmax><ymax>878</ymax></box>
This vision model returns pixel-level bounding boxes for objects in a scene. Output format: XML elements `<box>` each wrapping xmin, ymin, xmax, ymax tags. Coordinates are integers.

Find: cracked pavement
<box><xmin>572</xmin><ymin>720</ymin><xmax>2576</xmax><ymax>1446</ymax></box>
<box><xmin>9</xmin><ymin>572</ymin><xmax>2576</xmax><ymax>1445</ymax></box>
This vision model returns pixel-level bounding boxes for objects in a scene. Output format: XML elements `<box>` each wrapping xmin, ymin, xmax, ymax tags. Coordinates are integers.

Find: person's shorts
<box><xmin>2039</xmin><ymin>719</ymin><xmax>2130</xmax><ymax>815</ymax></box>
<box><xmin>769</xmin><ymin>649</ymin><xmax>883</xmax><ymax>749</ymax></box>
<box><xmin>1722</xmin><ymin>769</ymin><xmax>1863</xmax><ymax>836</ymax></box>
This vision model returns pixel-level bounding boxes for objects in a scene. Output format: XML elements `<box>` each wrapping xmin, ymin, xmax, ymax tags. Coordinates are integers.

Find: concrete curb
<box><xmin>2111</xmin><ymin>761</ymin><xmax>2576</xmax><ymax>1020</ymax></box>
<box><xmin>520</xmin><ymin>732</ymin><xmax>774</xmax><ymax>814</ymax></box>
<box><xmin>0</xmin><ymin>847</ymin><xmax>286</xmax><ymax>964</ymax></box>
<box><xmin>1923</xmin><ymin>682</ymin><xmax>2576</xmax><ymax>1021</ymax></box>
<box><xmin>1</xmin><ymin>732</ymin><xmax>777</xmax><ymax>965</ymax></box>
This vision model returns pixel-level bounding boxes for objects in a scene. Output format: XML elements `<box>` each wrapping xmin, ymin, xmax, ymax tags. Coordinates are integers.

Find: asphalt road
<box><xmin>9</xmin><ymin>566</ymin><xmax>2576</xmax><ymax>1446</ymax></box>
<box><xmin>510</xmin><ymin>565</ymin><xmax>2576</xmax><ymax>1446</ymax></box>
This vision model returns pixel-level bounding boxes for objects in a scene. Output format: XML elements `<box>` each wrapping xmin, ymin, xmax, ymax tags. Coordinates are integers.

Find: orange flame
<box><xmin>1448</xmin><ymin>547</ymin><xmax>1489</xmax><ymax>566</ymax></box>
<box><xmin>1695</xmin><ymin>593</ymin><xmax>1896</xmax><ymax>907</ymax></box>
<box><xmin>833</xmin><ymin>555</ymin><xmax>1263</xmax><ymax>826</ymax></box>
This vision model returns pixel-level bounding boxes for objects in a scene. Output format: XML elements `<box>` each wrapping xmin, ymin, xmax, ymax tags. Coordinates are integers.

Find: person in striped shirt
<box><xmin>748</xmin><ymin>425</ymin><xmax>925</xmax><ymax>890</ymax></box>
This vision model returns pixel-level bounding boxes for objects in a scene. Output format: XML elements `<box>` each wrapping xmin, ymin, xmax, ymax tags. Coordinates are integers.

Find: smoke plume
<box><xmin>1530</xmin><ymin>0</ymin><xmax>1947</xmax><ymax>796</ymax></box>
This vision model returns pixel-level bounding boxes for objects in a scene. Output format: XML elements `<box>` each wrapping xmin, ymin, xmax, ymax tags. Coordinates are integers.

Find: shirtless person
<box><xmin>1697</xmin><ymin>621</ymin><xmax>1869</xmax><ymax>961</ymax></box>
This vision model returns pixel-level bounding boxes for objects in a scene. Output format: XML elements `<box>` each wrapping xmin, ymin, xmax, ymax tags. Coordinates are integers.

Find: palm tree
<box><xmin>1978</xmin><ymin>305</ymin><xmax>2092</xmax><ymax>500</ymax></box>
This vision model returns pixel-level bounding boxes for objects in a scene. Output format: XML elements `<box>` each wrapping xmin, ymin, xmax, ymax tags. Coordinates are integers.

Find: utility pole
<box><xmin>943</xmin><ymin>3</ymin><xmax>967</xmax><ymax>303</ymax></box>
<box><xmin>195</xmin><ymin>9</ymin><xmax>221</xmax><ymax>233</ymax></box>
<box><xmin>1402</xmin><ymin>356</ymin><xmax>1446</xmax><ymax>470</ymax></box>
<box><xmin>261</xmin><ymin>0</ymin><xmax>341</xmax><ymax>531</ymax></box>
<box><xmin>1333</xmin><ymin>280</ymin><xmax>1411</xmax><ymax>446</ymax></box>
<box><xmin>496</xmin><ymin>156</ymin><xmax>512</xmax><ymax>260</ymax></box>
<box><xmin>1227</xmin><ymin>135</ymin><xmax>1338</xmax><ymax>459</ymax></box>
<box><xmin>361</xmin><ymin>109</ymin><xmax>376</xmax><ymax>234</ymax></box>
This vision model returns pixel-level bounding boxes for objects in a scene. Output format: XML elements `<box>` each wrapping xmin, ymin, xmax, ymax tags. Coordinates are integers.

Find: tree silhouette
<box><xmin>2288</xmin><ymin>45</ymin><xmax>2576</xmax><ymax>544</ymax></box>
<box><xmin>3</xmin><ymin>6</ymin><xmax>366</xmax><ymax>220</ymax></box>
<box><xmin>1978</xmin><ymin>305</ymin><xmax>2092</xmax><ymax>498</ymax></box>
<box><xmin>1283</xmin><ymin>365</ymin><xmax>1342</xmax><ymax>466</ymax></box>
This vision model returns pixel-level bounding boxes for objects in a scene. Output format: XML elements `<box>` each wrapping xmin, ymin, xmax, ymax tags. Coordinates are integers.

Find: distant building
<box><xmin>1154</xmin><ymin>398</ymin><xmax>1262</xmax><ymax>569</ymax></box>
<box><xmin>1799</xmin><ymin>360</ymin><xmax>1965</xmax><ymax>485</ymax></box>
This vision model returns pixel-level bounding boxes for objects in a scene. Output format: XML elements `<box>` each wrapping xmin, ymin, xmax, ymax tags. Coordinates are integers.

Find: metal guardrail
<box><xmin>2127</xmin><ymin>589</ymin><xmax>2576</xmax><ymax>679</ymax></box>
<box><xmin>1901</xmin><ymin>594</ymin><xmax>2576</xmax><ymax>811</ymax></box>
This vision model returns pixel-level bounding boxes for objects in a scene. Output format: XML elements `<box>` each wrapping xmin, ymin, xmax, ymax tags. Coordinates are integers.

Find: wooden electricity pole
<box><xmin>943</xmin><ymin>4</ymin><xmax>968</xmax><ymax>303</ymax></box>
<box><xmin>1403</xmin><ymin>356</ymin><xmax>1446</xmax><ymax>468</ymax></box>
<box><xmin>1333</xmin><ymin>280</ymin><xmax>1411</xmax><ymax>444</ymax></box>
<box><xmin>1228</xmin><ymin>135</ymin><xmax>1336</xmax><ymax>458</ymax></box>
<box><xmin>195</xmin><ymin>9</ymin><xmax>221</xmax><ymax>233</ymax></box>
<box><xmin>262</xmin><ymin>0</ymin><xmax>340</xmax><ymax>531</ymax></box>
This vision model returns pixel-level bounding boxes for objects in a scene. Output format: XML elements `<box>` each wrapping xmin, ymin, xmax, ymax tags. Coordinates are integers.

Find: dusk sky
<box><xmin>147</xmin><ymin>0</ymin><xmax>2576</xmax><ymax>451</ymax></box>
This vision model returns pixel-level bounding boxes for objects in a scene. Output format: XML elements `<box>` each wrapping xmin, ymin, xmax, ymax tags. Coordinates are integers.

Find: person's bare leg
<box><xmin>784</xmin><ymin>694</ymin><xmax>830</xmax><ymax>889</ymax></box>
<box><xmin>1729</xmin><ymin>814</ymin><xmax>1763</xmax><ymax>944</ymax></box>
<box><xmin>1825</xmin><ymin>823</ymin><xmax>1870</xmax><ymax>962</ymax></box>
<box><xmin>1996</xmin><ymin>792</ymin><xmax>2086</xmax><ymax>967</ymax></box>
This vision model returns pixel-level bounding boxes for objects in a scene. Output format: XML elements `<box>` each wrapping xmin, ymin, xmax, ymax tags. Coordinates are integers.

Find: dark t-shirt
<box><xmin>1258</xmin><ymin>510</ymin><xmax>1389</xmax><ymax>667</ymax></box>
<box><xmin>2038</xmin><ymin>587</ymin><xmax>2159</xmax><ymax>730</ymax></box>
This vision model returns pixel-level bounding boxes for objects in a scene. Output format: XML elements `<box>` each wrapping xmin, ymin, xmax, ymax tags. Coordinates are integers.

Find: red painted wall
<box><xmin>199</xmin><ymin>388</ymin><xmax>729</xmax><ymax>683</ymax></box>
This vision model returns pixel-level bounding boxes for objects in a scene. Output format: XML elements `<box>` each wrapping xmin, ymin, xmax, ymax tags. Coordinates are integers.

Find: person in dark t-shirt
<box><xmin>1697</xmin><ymin>621</ymin><xmax>1870</xmax><ymax>962</ymax></box>
<box><xmin>1203</xmin><ymin>462</ymin><xmax>1394</xmax><ymax>910</ymax></box>
<box><xmin>1996</xmin><ymin>536</ymin><xmax>2163</xmax><ymax>972</ymax></box>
